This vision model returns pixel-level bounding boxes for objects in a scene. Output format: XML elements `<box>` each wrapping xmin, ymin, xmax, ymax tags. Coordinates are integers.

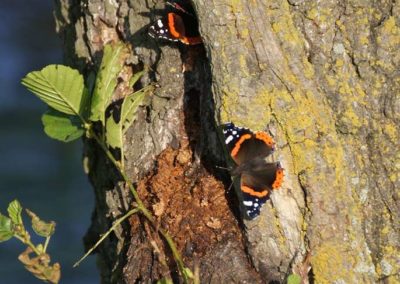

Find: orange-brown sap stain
<box><xmin>136</xmin><ymin>144</ymin><xmax>241</xmax><ymax>262</ymax></box>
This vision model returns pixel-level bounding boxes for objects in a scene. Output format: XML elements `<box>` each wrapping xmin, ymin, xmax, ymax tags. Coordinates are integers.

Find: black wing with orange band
<box><xmin>222</xmin><ymin>122</ymin><xmax>275</xmax><ymax>165</ymax></box>
<box><xmin>148</xmin><ymin>0</ymin><xmax>202</xmax><ymax>45</ymax></box>
<box><xmin>222</xmin><ymin>122</ymin><xmax>283</xmax><ymax>219</ymax></box>
<box><xmin>240</xmin><ymin>162</ymin><xmax>284</xmax><ymax>219</ymax></box>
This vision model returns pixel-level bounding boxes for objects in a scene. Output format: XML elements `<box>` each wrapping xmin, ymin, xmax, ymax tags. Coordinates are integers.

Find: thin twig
<box><xmin>73</xmin><ymin>208</ymin><xmax>139</xmax><ymax>267</ymax></box>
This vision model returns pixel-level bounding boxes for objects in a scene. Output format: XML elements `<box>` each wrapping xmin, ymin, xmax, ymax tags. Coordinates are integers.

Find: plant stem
<box><xmin>14</xmin><ymin>234</ymin><xmax>41</xmax><ymax>255</ymax></box>
<box><xmin>73</xmin><ymin>208</ymin><xmax>139</xmax><ymax>267</ymax></box>
<box><xmin>89</xmin><ymin>130</ymin><xmax>146</xmax><ymax>209</ymax></box>
<box><xmin>43</xmin><ymin>235</ymin><xmax>51</xmax><ymax>253</ymax></box>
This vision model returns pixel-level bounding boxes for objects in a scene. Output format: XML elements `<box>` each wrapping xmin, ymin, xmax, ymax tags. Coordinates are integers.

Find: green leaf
<box><xmin>21</xmin><ymin>65</ymin><xmax>89</xmax><ymax>118</ymax></box>
<box><xmin>105</xmin><ymin>109</ymin><xmax>122</xmax><ymax>150</ymax></box>
<box><xmin>25</xmin><ymin>209</ymin><xmax>56</xmax><ymax>238</ymax></box>
<box><xmin>36</xmin><ymin>244</ymin><xmax>44</xmax><ymax>254</ymax></box>
<box><xmin>287</xmin><ymin>274</ymin><xmax>301</xmax><ymax>284</ymax></box>
<box><xmin>121</xmin><ymin>88</ymin><xmax>148</xmax><ymax>134</ymax></box>
<box><xmin>105</xmin><ymin>108</ymin><xmax>124</xmax><ymax>168</ymax></box>
<box><xmin>42</xmin><ymin>108</ymin><xmax>84</xmax><ymax>142</ymax></box>
<box><xmin>0</xmin><ymin>214</ymin><xmax>13</xmax><ymax>242</ymax></box>
<box><xmin>156</xmin><ymin>278</ymin><xmax>173</xmax><ymax>284</ymax></box>
<box><xmin>8</xmin><ymin>200</ymin><xmax>23</xmax><ymax>225</ymax></box>
<box><xmin>90</xmin><ymin>43</ymin><xmax>127</xmax><ymax>124</ymax></box>
<box><xmin>183</xmin><ymin>267</ymin><xmax>194</xmax><ymax>279</ymax></box>
<box><xmin>129</xmin><ymin>69</ymin><xmax>145</xmax><ymax>89</ymax></box>
<box><xmin>104</xmin><ymin>86</ymin><xmax>149</xmax><ymax>164</ymax></box>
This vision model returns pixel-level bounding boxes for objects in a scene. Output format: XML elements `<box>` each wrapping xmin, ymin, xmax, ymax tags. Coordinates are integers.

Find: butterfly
<box><xmin>222</xmin><ymin>122</ymin><xmax>284</xmax><ymax>219</ymax></box>
<box><xmin>148</xmin><ymin>0</ymin><xmax>202</xmax><ymax>45</ymax></box>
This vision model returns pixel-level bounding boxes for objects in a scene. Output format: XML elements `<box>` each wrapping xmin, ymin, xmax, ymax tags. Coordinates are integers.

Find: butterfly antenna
<box><xmin>214</xmin><ymin>166</ymin><xmax>238</xmax><ymax>192</ymax></box>
<box><xmin>227</xmin><ymin>180</ymin><xmax>234</xmax><ymax>192</ymax></box>
<box><xmin>226</xmin><ymin>175</ymin><xmax>239</xmax><ymax>192</ymax></box>
<box><xmin>215</xmin><ymin>165</ymin><xmax>231</xmax><ymax>171</ymax></box>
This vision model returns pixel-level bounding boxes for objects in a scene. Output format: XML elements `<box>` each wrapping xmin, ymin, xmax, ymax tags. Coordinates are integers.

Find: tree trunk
<box><xmin>54</xmin><ymin>0</ymin><xmax>400</xmax><ymax>283</ymax></box>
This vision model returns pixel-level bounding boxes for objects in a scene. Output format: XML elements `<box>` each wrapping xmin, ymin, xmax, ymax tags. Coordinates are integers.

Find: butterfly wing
<box><xmin>222</xmin><ymin>122</ymin><xmax>275</xmax><ymax>165</ymax></box>
<box><xmin>148</xmin><ymin>15</ymin><xmax>181</xmax><ymax>42</ymax></box>
<box><xmin>149</xmin><ymin>0</ymin><xmax>201</xmax><ymax>45</ymax></box>
<box><xmin>240</xmin><ymin>162</ymin><xmax>283</xmax><ymax>219</ymax></box>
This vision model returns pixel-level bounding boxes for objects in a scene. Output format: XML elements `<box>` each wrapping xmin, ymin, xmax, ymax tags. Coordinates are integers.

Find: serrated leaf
<box><xmin>287</xmin><ymin>274</ymin><xmax>301</xmax><ymax>284</ymax></box>
<box><xmin>21</xmin><ymin>65</ymin><xmax>89</xmax><ymax>118</ymax></box>
<box><xmin>121</xmin><ymin>89</ymin><xmax>147</xmax><ymax>134</ymax></box>
<box><xmin>104</xmin><ymin>85</ymin><xmax>150</xmax><ymax>163</ymax></box>
<box><xmin>42</xmin><ymin>108</ymin><xmax>84</xmax><ymax>142</ymax></box>
<box><xmin>105</xmin><ymin>108</ymin><xmax>122</xmax><ymax>150</ymax></box>
<box><xmin>129</xmin><ymin>70</ymin><xmax>145</xmax><ymax>88</ymax></box>
<box><xmin>0</xmin><ymin>214</ymin><xmax>13</xmax><ymax>242</ymax></box>
<box><xmin>105</xmin><ymin>108</ymin><xmax>123</xmax><ymax>168</ymax></box>
<box><xmin>8</xmin><ymin>200</ymin><xmax>23</xmax><ymax>225</ymax></box>
<box><xmin>26</xmin><ymin>209</ymin><xmax>56</xmax><ymax>238</ymax></box>
<box><xmin>90</xmin><ymin>43</ymin><xmax>128</xmax><ymax>124</ymax></box>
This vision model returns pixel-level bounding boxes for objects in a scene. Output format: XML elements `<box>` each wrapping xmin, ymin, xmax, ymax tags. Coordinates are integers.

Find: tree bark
<box><xmin>54</xmin><ymin>0</ymin><xmax>400</xmax><ymax>283</ymax></box>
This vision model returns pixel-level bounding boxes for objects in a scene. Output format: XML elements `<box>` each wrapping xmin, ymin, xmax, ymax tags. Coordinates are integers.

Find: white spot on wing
<box><xmin>243</xmin><ymin>200</ymin><xmax>253</xmax><ymax>207</ymax></box>
<box><xmin>157</xmin><ymin>20</ymin><xmax>163</xmax><ymax>28</ymax></box>
<box><xmin>225</xmin><ymin>135</ymin><xmax>234</xmax><ymax>144</ymax></box>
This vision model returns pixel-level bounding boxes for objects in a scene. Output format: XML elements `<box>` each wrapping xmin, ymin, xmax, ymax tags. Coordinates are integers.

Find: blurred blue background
<box><xmin>0</xmin><ymin>1</ymin><xmax>98</xmax><ymax>283</ymax></box>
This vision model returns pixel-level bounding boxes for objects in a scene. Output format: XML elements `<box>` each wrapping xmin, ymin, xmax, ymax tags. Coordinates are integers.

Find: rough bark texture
<box><xmin>54</xmin><ymin>0</ymin><xmax>399</xmax><ymax>283</ymax></box>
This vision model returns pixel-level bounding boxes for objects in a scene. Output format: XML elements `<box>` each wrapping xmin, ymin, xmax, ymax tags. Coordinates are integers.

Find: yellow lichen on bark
<box><xmin>207</xmin><ymin>0</ymin><xmax>399</xmax><ymax>281</ymax></box>
<box><xmin>312</xmin><ymin>242</ymin><xmax>356</xmax><ymax>283</ymax></box>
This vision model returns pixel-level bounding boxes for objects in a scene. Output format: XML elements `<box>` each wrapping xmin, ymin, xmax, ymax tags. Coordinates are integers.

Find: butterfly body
<box><xmin>222</xmin><ymin>122</ymin><xmax>284</xmax><ymax>219</ymax></box>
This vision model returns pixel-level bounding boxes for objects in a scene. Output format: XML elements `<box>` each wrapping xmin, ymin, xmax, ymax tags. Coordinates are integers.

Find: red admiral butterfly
<box><xmin>222</xmin><ymin>122</ymin><xmax>284</xmax><ymax>219</ymax></box>
<box><xmin>148</xmin><ymin>0</ymin><xmax>202</xmax><ymax>45</ymax></box>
